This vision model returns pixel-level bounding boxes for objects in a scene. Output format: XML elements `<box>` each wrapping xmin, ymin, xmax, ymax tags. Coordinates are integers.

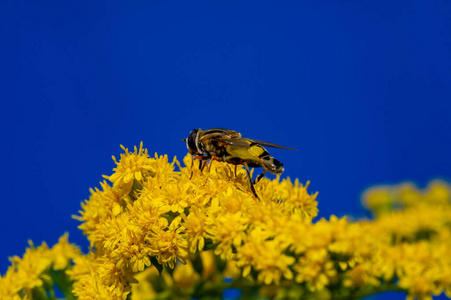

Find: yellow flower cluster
<box><xmin>71</xmin><ymin>143</ymin><xmax>319</xmax><ymax>299</ymax></box>
<box><xmin>72</xmin><ymin>143</ymin><xmax>451</xmax><ymax>300</ymax></box>
<box><xmin>361</xmin><ymin>181</ymin><xmax>451</xmax><ymax>300</ymax></box>
<box><xmin>2</xmin><ymin>143</ymin><xmax>451</xmax><ymax>300</ymax></box>
<box><xmin>0</xmin><ymin>234</ymin><xmax>80</xmax><ymax>300</ymax></box>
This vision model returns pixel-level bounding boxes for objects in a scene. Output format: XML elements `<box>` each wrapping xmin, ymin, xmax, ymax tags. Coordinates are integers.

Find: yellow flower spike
<box><xmin>343</xmin><ymin>263</ymin><xmax>380</xmax><ymax>289</ymax></box>
<box><xmin>424</xmin><ymin>179</ymin><xmax>451</xmax><ymax>205</ymax></box>
<box><xmin>294</xmin><ymin>258</ymin><xmax>337</xmax><ymax>291</ymax></box>
<box><xmin>7</xmin><ymin>143</ymin><xmax>451</xmax><ymax>300</ymax></box>
<box><xmin>104</xmin><ymin>142</ymin><xmax>155</xmax><ymax>189</ymax></box>
<box><xmin>50</xmin><ymin>233</ymin><xmax>81</xmax><ymax>270</ymax></box>
<box><xmin>70</xmin><ymin>145</ymin><xmax>451</xmax><ymax>299</ymax></box>
<box><xmin>269</xmin><ymin>178</ymin><xmax>319</xmax><ymax>220</ymax></box>
<box><xmin>69</xmin><ymin>254</ymin><xmax>135</xmax><ymax>300</ymax></box>
<box><xmin>0</xmin><ymin>235</ymin><xmax>81</xmax><ymax>300</ymax></box>
<box><xmin>397</xmin><ymin>182</ymin><xmax>422</xmax><ymax>208</ymax></box>
<box><xmin>181</xmin><ymin>207</ymin><xmax>208</xmax><ymax>253</ymax></box>
<box><xmin>0</xmin><ymin>267</ymin><xmax>24</xmax><ymax>300</ymax></box>
<box><xmin>110</xmin><ymin>229</ymin><xmax>152</xmax><ymax>272</ymax></box>
<box><xmin>206</xmin><ymin>211</ymin><xmax>249</xmax><ymax>260</ymax></box>
<box><xmin>146</xmin><ymin>222</ymin><xmax>189</xmax><ymax>269</ymax></box>
<box><xmin>362</xmin><ymin>185</ymin><xmax>396</xmax><ymax>217</ymax></box>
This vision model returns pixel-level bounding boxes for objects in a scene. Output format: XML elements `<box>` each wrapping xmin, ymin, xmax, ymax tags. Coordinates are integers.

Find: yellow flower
<box><xmin>105</xmin><ymin>142</ymin><xmax>155</xmax><ymax>190</ymax></box>
<box><xmin>181</xmin><ymin>207</ymin><xmax>208</xmax><ymax>253</ymax></box>
<box><xmin>278</xmin><ymin>179</ymin><xmax>319</xmax><ymax>220</ymax></box>
<box><xmin>6</xmin><ymin>142</ymin><xmax>451</xmax><ymax>300</ymax></box>
<box><xmin>69</xmin><ymin>254</ymin><xmax>136</xmax><ymax>300</ymax></box>
<box><xmin>236</xmin><ymin>229</ymin><xmax>295</xmax><ymax>285</ymax></box>
<box><xmin>0</xmin><ymin>269</ymin><xmax>24</xmax><ymax>300</ymax></box>
<box><xmin>51</xmin><ymin>233</ymin><xmax>81</xmax><ymax>270</ymax></box>
<box><xmin>206</xmin><ymin>211</ymin><xmax>249</xmax><ymax>260</ymax></box>
<box><xmin>0</xmin><ymin>235</ymin><xmax>80</xmax><ymax>300</ymax></box>
<box><xmin>361</xmin><ymin>181</ymin><xmax>451</xmax><ymax>298</ymax></box>
<box><xmin>74</xmin><ymin>144</ymin><xmax>319</xmax><ymax>291</ymax></box>
<box><xmin>74</xmin><ymin>180</ymin><xmax>123</xmax><ymax>246</ymax></box>
<box><xmin>111</xmin><ymin>230</ymin><xmax>152</xmax><ymax>273</ymax></box>
<box><xmin>424</xmin><ymin>180</ymin><xmax>451</xmax><ymax>206</ymax></box>
<box><xmin>343</xmin><ymin>263</ymin><xmax>380</xmax><ymax>289</ymax></box>
<box><xmin>294</xmin><ymin>257</ymin><xmax>337</xmax><ymax>291</ymax></box>
<box><xmin>158</xmin><ymin>182</ymin><xmax>190</xmax><ymax>213</ymax></box>
<box><xmin>8</xmin><ymin>241</ymin><xmax>52</xmax><ymax>291</ymax></box>
<box><xmin>69</xmin><ymin>143</ymin><xmax>451</xmax><ymax>299</ymax></box>
<box><xmin>362</xmin><ymin>185</ymin><xmax>395</xmax><ymax>216</ymax></box>
<box><xmin>147</xmin><ymin>221</ymin><xmax>189</xmax><ymax>269</ymax></box>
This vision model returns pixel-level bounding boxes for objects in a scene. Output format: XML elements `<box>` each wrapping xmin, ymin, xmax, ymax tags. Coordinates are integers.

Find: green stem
<box><xmin>49</xmin><ymin>269</ymin><xmax>76</xmax><ymax>300</ymax></box>
<box><xmin>31</xmin><ymin>286</ymin><xmax>49</xmax><ymax>300</ymax></box>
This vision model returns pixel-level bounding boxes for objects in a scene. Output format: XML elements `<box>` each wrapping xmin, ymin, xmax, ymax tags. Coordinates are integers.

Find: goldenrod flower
<box><xmin>74</xmin><ymin>180</ymin><xmax>123</xmax><ymax>246</ymax></box>
<box><xmin>147</xmin><ymin>221</ymin><xmax>189</xmax><ymax>269</ymax></box>
<box><xmin>294</xmin><ymin>257</ymin><xmax>337</xmax><ymax>291</ymax></box>
<box><xmin>181</xmin><ymin>207</ymin><xmax>208</xmax><ymax>252</ymax></box>
<box><xmin>272</xmin><ymin>179</ymin><xmax>319</xmax><ymax>220</ymax></box>
<box><xmin>4</xmin><ymin>143</ymin><xmax>451</xmax><ymax>300</ymax></box>
<box><xmin>104</xmin><ymin>142</ymin><xmax>155</xmax><ymax>191</ymax></box>
<box><xmin>0</xmin><ymin>235</ymin><xmax>80</xmax><ymax>300</ymax></box>
<box><xmin>236</xmin><ymin>228</ymin><xmax>295</xmax><ymax>285</ymax></box>
<box><xmin>343</xmin><ymin>263</ymin><xmax>380</xmax><ymax>289</ymax></box>
<box><xmin>51</xmin><ymin>233</ymin><xmax>82</xmax><ymax>270</ymax></box>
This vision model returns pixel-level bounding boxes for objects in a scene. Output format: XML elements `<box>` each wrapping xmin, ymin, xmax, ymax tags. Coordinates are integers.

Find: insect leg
<box><xmin>201</xmin><ymin>161</ymin><xmax>209</xmax><ymax>172</ymax></box>
<box><xmin>208</xmin><ymin>156</ymin><xmax>215</xmax><ymax>172</ymax></box>
<box><xmin>234</xmin><ymin>165</ymin><xmax>237</xmax><ymax>177</ymax></box>
<box><xmin>208</xmin><ymin>159</ymin><xmax>213</xmax><ymax>173</ymax></box>
<box><xmin>243</xmin><ymin>162</ymin><xmax>259</xmax><ymax>199</ymax></box>
<box><xmin>208</xmin><ymin>156</ymin><xmax>221</xmax><ymax>172</ymax></box>
<box><xmin>254</xmin><ymin>169</ymin><xmax>267</xmax><ymax>184</ymax></box>
<box><xmin>192</xmin><ymin>155</ymin><xmax>210</xmax><ymax>173</ymax></box>
<box><xmin>192</xmin><ymin>155</ymin><xmax>203</xmax><ymax>170</ymax></box>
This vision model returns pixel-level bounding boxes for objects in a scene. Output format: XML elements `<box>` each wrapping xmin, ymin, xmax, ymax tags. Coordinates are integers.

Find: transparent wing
<box><xmin>211</xmin><ymin>135</ymin><xmax>296</xmax><ymax>150</ymax></box>
<box><xmin>247</xmin><ymin>139</ymin><xmax>297</xmax><ymax>150</ymax></box>
<box><xmin>211</xmin><ymin>137</ymin><xmax>252</xmax><ymax>149</ymax></box>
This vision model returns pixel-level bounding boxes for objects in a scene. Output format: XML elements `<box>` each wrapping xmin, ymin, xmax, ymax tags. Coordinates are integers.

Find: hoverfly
<box><xmin>182</xmin><ymin>128</ymin><xmax>296</xmax><ymax>198</ymax></box>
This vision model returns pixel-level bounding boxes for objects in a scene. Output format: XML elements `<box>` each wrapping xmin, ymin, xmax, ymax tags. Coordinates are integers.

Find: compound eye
<box><xmin>187</xmin><ymin>129</ymin><xmax>199</xmax><ymax>154</ymax></box>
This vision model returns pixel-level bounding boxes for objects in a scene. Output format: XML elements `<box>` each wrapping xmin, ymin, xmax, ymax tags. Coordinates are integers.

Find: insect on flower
<box><xmin>182</xmin><ymin>128</ymin><xmax>296</xmax><ymax>198</ymax></box>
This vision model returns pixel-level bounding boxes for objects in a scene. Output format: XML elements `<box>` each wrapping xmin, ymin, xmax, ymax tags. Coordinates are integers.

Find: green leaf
<box><xmin>151</xmin><ymin>256</ymin><xmax>164</xmax><ymax>275</ymax></box>
<box><xmin>31</xmin><ymin>286</ymin><xmax>49</xmax><ymax>300</ymax></box>
<box><xmin>191</xmin><ymin>252</ymin><xmax>203</xmax><ymax>275</ymax></box>
<box><xmin>48</xmin><ymin>268</ymin><xmax>76</xmax><ymax>300</ymax></box>
<box><xmin>163</xmin><ymin>211</ymin><xmax>180</xmax><ymax>226</ymax></box>
<box><xmin>214</xmin><ymin>255</ymin><xmax>227</xmax><ymax>273</ymax></box>
<box><xmin>129</xmin><ymin>179</ymin><xmax>144</xmax><ymax>201</ymax></box>
<box><xmin>203</xmin><ymin>238</ymin><xmax>216</xmax><ymax>250</ymax></box>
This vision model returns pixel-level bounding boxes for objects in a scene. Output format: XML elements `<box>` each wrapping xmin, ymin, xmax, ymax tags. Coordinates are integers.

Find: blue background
<box><xmin>1</xmin><ymin>1</ymin><xmax>450</xmax><ymax>299</ymax></box>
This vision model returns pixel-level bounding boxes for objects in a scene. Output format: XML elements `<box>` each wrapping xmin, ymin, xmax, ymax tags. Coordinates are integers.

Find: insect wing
<box><xmin>203</xmin><ymin>128</ymin><xmax>241</xmax><ymax>139</ymax></box>
<box><xmin>211</xmin><ymin>137</ymin><xmax>252</xmax><ymax>149</ymax></box>
<box><xmin>247</xmin><ymin>139</ymin><xmax>297</xmax><ymax>150</ymax></box>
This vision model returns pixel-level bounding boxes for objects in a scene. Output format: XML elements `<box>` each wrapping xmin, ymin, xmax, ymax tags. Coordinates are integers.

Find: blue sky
<box><xmin>1</xmin><ymin>1</ymin><xmax>450</xmax><ymax>298</ymax></box>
